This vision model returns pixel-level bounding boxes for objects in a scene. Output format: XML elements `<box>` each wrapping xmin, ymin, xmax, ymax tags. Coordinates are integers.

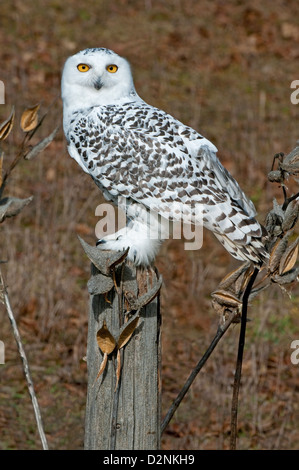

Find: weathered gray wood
<box><xmin>83</xmin><ymin>250</ymin><xmax>162</xmax><ymax>450</ymax></box>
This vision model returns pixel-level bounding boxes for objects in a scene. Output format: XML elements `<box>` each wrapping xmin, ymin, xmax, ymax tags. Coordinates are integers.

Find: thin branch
<box><xmin>282</xmin><ymin>191</ymin><xmax>299</xmax><ymax>211</ymax></box>
<box><xmin>161</xmin><ymin>309</ymin><xmax>239</xmax><ymax>435</ymax></box>
<box><xmin>0</xmin><ymin>268</ymin><xmax>49</xmax><ymax>450</ymax></box>
<box><xmin>230</xmin><ymin>267</ymin><xmax>259</xmax><ymax>450</ymax></box>
<box><xmin>1</xmin><ymin>134</ymin><xmax>28</xmax><ymax>188</ymax></box>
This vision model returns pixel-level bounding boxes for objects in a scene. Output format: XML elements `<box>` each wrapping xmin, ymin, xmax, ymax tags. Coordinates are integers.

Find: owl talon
<box><xmin>132</xmin><ymin>248</ymin><xmax>138</xmax><ymax>262</ymax></box>
<box><xmin>96</xmin><ymin>239</ymin><xmax>106</xmax><ymax>246</ymax></box>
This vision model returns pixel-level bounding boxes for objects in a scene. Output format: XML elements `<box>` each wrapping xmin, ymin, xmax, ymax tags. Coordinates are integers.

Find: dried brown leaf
<box><xmin>211</xmin><ymin>290</ymin><xmax>242</xmax><ymax>308</ymax></box>
<box><xmin>279</xmin><ymin>237</ymin><xmax>299</xmax><ymax>275</ymax></box>
<box><xmin>20</xmin><ymin>104</ymin><xmax>40</xmax><ymax>132</ymax></box>
<box><xmin>0</xmin><ymin>107</ymin><xmax>15</xmax><ymax>141</ymax></box>
<box><xmin>118</xmin><ymin>315</ymin><xmax>140</xmax><ymax>349</ymax></box>
<box><xmin>93</xmin><ymin>353</ymin><xmax>108</xmax><ymax>385</ymax></box>
<box><xmin>96</xmin><ymin>320</ymin><xmax>116</xmax><ymax>354</ymax></box>
<box><xmin>115</xmin><ymin>349</ymin><xmax>121</xmax><ymax>392</ymax></box>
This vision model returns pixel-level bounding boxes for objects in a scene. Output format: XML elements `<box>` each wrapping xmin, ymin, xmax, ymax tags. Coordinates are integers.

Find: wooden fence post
<box><xmin>79</xmin><ymin>238</ymin><xmax>162</xmax><ymax>450</ymax></box>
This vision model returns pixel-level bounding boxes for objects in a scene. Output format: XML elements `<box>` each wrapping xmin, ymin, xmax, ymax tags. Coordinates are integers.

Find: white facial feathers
<box><xmin>61</xmin><ymin>48</ymin><xmax>136</xmax><ymax>113</ymax></box>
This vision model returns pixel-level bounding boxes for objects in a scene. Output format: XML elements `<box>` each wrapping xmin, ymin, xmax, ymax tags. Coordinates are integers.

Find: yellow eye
<box><xmin>106</xmin><ymin>64</ymin><xmax>118</xmax><ymax>73</ymax></box>
<box><xmin>77</xmin><ymin>63</ymin><xmax>90</xmax><ymax>72</ymax></box>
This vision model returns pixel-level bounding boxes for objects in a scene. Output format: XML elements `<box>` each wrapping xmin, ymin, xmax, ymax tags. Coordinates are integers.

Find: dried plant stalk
<box><xmin>0</xmin><ymin>269</ymin><xmax>48</xmax><ymax>450</ymax></box>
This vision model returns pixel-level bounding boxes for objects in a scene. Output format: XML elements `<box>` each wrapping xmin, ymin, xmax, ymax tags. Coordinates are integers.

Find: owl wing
<box><xmin>67</xmin><ymin>105</ymin><xmax>266</xmax><ymax>262</ymax></box>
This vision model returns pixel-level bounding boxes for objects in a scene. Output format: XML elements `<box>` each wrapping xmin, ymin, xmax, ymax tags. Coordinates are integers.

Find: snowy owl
<box><xmin>61</xmin><ymin>47</ymin><xmax>268</xmax><ymax>266</ymax></box>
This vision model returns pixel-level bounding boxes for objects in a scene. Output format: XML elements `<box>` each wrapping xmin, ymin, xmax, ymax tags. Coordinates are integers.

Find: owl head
<box><xmin>61</xmin><ymin>48</ymin><xmax>136</xmax><ymax>110</ymax></box>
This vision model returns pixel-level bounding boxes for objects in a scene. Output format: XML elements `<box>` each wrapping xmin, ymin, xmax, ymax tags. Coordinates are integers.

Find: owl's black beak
<box><xmin>94</xmin><ymin>77</ymin><xmax>103</xmax><ymax>90</ymax></box>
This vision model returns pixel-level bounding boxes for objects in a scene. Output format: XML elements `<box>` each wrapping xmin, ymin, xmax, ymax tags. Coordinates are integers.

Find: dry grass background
<box><xmin>0</xmin><ymin>0</ymin><xmax>299</xmax><ymax>450</ymax></box>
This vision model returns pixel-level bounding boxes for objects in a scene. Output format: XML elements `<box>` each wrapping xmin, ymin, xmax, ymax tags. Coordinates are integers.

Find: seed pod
<box><xmin>20</xmin><ymin>104</ymin><xmax>40</xmax><ymax>132</ymax></box>
<box><xmin>96</xmin><ymin>320</ymin><xmax>116</xmax><ymax>355</ymax></box>
<box><xmin>211</xmin><ymin>289</ymin><xmax>242</xmax><ymax>308</ymax></box>
<box><xmin>0</xmin><ymin>107</ymin><xmax>15</xmax><ymax>141</ymax></box>
<box><xmin>268</xmin><ymin>170</ymin><xmax>283</xmax><ymax>183</ymax></box>
<box><xmin>269</xmin><ymin>233</ymin><xmax>289</xmax><ymax>273</ymax></box>
<box><xmin>279</xmin><ymin>237</ymin><xmax>299</xmax><ymax>275</ymax></box>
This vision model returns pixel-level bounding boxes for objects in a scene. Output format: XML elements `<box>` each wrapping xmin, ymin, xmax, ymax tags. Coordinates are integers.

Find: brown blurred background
<box><xmin>0</xmin><ymin>0</ymin><xmax>299</xmax><ymax>450</ymax></box>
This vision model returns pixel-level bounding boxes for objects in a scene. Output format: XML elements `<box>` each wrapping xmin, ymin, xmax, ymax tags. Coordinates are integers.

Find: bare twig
<box><xmin>230</xmin><ymin>267</ymin><xmax>260</xmax><ymax>450</ymax></box>
<box><xmin>161</xmin><ymin>309</ymin><xmax>239</xmax><ymax>435</ymax></box>
<box><xmin>282</xmin><ymin>191</ymin><xmax>299</xmax><ymax>211</ymax></box>
<box><xmin>0</xmin><ymin>268</ymin><xmax>49</xmax><ymax>450</ymax></box>
<box><xmin>1</xmin><ymin>134</ymin><xmax>28</xmax><ymax>189</ymax></box>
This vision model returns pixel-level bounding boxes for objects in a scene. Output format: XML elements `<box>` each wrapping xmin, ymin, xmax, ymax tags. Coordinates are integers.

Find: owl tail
<box><xmin>213</xmin><ymin>231</ymin><xmax>269</xmax><ymax>265</ymax></box>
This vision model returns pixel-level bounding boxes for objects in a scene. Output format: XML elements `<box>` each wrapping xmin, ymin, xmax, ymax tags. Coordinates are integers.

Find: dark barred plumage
<box><xmin>62</xmin><ymin>48</ymin><xmax>268</xmax><ymax>266</ymax></box>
